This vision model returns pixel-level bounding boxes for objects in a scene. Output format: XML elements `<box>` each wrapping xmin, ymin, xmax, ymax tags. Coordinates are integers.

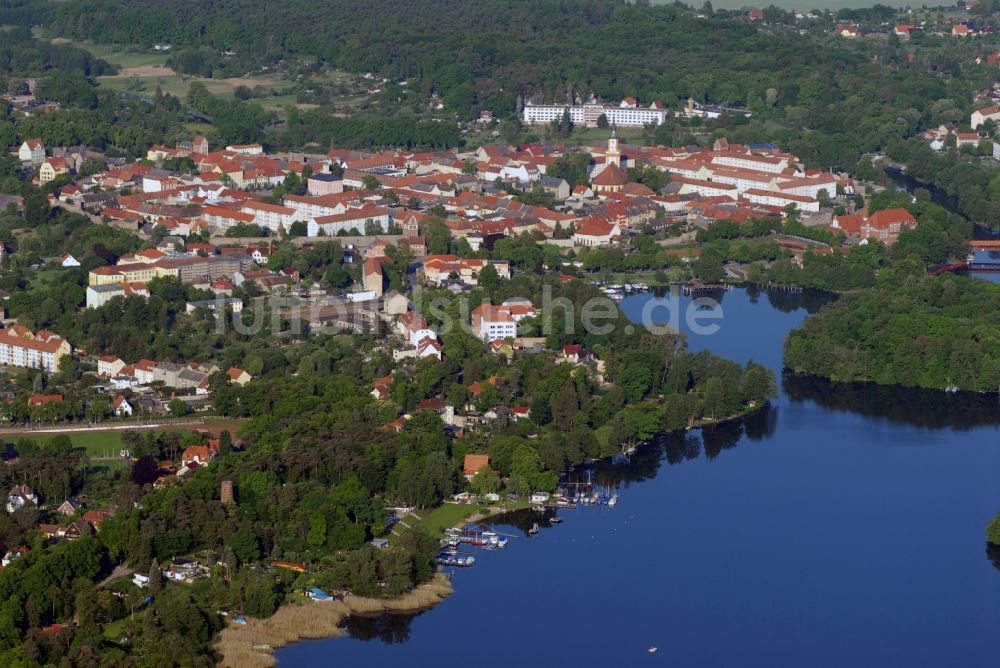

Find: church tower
<box><xmin>606</xmin><ymin>125</ymin><xmax>620</xmax><ymax>167</ymax></box>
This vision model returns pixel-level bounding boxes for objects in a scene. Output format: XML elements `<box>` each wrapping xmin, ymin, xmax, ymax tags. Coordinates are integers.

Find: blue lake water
<box><xmin>277</xmin><ymin>286</ymin><xmax>1000</xmax><ymax>667</ymax></box>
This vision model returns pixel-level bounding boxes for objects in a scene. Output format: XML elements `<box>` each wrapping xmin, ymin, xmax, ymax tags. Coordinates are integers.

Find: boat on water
<box><xmin>485</xmin><ymin>536</ymin><xmax>508</xmax><ymax>550</ymax></box>
<box><xmin>549</xmin><ymin>515</ymin><xmax>562</xmax><ymax>524</ymax></box>
<box><xmin>528</xmin><ymin>522</ymin><xmax>539</xmax><ymax>535</ymax></box>
<box><xmin>608</xmin><ymin>494</ymin><xmax>618</xmax><ymax>507</ymax></box>
<box><xmin>437</xmin><ymin>554</ymin><xmax>476</xmax><ymax>567</ymax></box>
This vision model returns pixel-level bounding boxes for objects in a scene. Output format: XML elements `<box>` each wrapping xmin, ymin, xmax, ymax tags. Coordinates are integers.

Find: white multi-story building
<box><xmin>284</xmin><ymin>194</ymin><xmax>350</xmax><ymax>220</ymax></box>
<box><xmin>307</xmin><ymin>206</ymin><xmax>392</xmax><ymax>236</ymax></box>
<box><xmin>523</xmin><ymin>97</ymin><xmax>668</xmax><ymax>127</ymax></box>
<box><xmin>710</xmin><ymin>167</ymin><xmax>777</xmax><ymax>195</ymax></box>
<box><xmin>0</xmin><ymin>329</ymin><xmax>72</xmax><ymax>373</ymax></box>
<box><xmin>773</xmin><ymin>175</ymin><xmax>837</xmax><ymax>201</ymax></box>
<box><xmin>710</xmin><ymin>153</ymin><xmax>788</xmax><ymax>174</ymax></box>
<box><xmin>472</xmin><ymin>303</ymin><xmax>517</xmax><ymax>341</ymax></box>
<box><xmin>239</xmin><ymin>201</ymin><xmax>303</xmax><ymax>233</ymax></box>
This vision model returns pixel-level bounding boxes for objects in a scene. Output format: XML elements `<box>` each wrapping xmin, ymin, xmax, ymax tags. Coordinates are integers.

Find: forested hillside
<box><xmin>27</xmin><ymin>0</ymin><xmax>973</xmax><ymax>168</ymax></box>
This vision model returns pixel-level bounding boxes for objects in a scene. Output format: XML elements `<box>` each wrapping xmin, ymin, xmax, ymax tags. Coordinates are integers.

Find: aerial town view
<box><xmin>0</xmin><ymin>0</ymin><xmax>998</xmax><ymax>665</ymax></box>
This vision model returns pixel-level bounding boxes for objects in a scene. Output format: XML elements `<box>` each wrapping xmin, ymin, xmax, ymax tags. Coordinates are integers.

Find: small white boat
<box><xmin>648</xmin><ymin>646</ymin><xmax>657</xmax><ymax>654</ymax></box>
<box><xmin>608</xmin><ymin>495</ymin><xmax>618</xmax><ymax>508</ymax></box>
<box><xmin>528</xmin><ymin>523</ymin><xmax>539</xmax><ymax>535</ymax></box>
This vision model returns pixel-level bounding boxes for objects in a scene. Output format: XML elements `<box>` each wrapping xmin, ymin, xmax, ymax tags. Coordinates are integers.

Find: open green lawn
<box><xmin>102</xmin><ymin>617</ymin><xmax>136</xmax><ymax>641</ymax></box>
<box><xmin>184</xmin><ymin>122</ymin><xmax>214</xmax><ymax>134</ymax></box>
<box><xmin>409</xmin><ymin>498</ymin><xmax>531</xmax><ymax>537</ymax></box>
<box><xmin>44</xmin><ymin>33</ymin><xmax>173</xmax><ymax>70</ymax></box>
<box><xmin>7</xmin><ymin>417</ymin><xmax>246</xmax><ymax>456</ymax></box>
<box><xmin>97</xmin><ymin>71</ymin><xmax>303</xmax><ymax>110</ymax></box>
<box><xmin>568</xmin><ymin>125</ymin><xmax>647</xmax><ymax>144</ymax></box>
<box><xmin>410</xmin><ymin>503</ymin><xmax>481</xmax><ymax>537</ymax></box>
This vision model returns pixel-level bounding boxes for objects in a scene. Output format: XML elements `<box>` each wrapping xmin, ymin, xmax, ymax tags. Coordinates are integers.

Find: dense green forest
<box><xmin>26</xmin><ymin>0</ymin><xmax>976</xmax><ymax>168</ymax></box>
<box><xmin>784</xmin><ymin>266</ymin><xmax>1000</xmax><ymax>392</ymax></box>
<box><xmin>887</xmin><ymin>139</ymin><xmax>1000</xmax><ymax>229</ymax></box>
<box><xmin>0</xmin><ymin>25</ymin><xmax>112</xmax><ymax>79</ymax></box>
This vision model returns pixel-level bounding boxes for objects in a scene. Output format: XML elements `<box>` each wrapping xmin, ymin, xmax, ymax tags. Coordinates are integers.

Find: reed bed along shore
<box><xmin>215</xmin><ymin>573</ymin><xmax>454</xmax><ymax>667</ymax></box>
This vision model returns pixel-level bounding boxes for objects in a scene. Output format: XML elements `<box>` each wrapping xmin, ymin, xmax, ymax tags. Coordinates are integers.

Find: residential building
<box><xmin>383</xmin><ymin>290</ymin><xmax>409</xmax><ymax>315</ymax></box>
<box><xmin>86</xmin><ymin>282</ymin><xmax>149</xmax><ymax>309</ymax></box>
<box><xmin>39</xmin><ymin>157</ymin><xmax>70</xmax><ymax>184</ymax></box>
<box><xmin>573</xmin><ymin>218</ymin><xmax>621</xmax><ymax>246</ymax></box>
<box><xmin>239</xmin><ymin>201</ymin><xmax>302</xmax><ymax>233</ymax></box>
<box><xmin>0</xmin><ymin>328</ymin><xmax>72</xmax><ymax>373</ymax></box>
<box><xmin>18</xmin><ymin>139</ymin><xmax>44</xmax><ymax>166</ymax></box>
<box><xmin>371</xmin><ymin>375</ymin><xmax>393</xmax><ymax>401</ymax></box>
<box><xmin>112</xmin><ymin>395</ymin><xmax>133</xmax><ymax>417</ymax></box>
<box><xmin>28</xmin><ymin>394</ymin><xmax>63</xmax><ymax>407</ymax></box>
<box><xmin>225</xmin><ymin>143</ymin><xmax>264</xmax><ymax>155</ymax></box>
<box><xmin>6</xmin><ymin>484</ymin><xmax>38</xmax><ymax>513</ymax></box>
<box><xmin>829</xmin><ymin>208</ymin><xmax>918</xmax><ymax>245</ymax></box>
<box><xmin>307</xmin><ymin>173</ymin><xmax>344</xmax><ymax>196</ymax></box>
<box><xmin>227</xmin><ymin>367</ymin><xmax>252</xmax><ymax>386</ymax></box>
<box><xmin>472</xmin><ymin>303</ymin><xmax>518</xmax><ymax>341</ymax></box>
<box><xmin>421</xmin><ymin>255</ymin><xmax>510</xmax><ymax>286</ymax></box>
<box><xmin>955</xmin><ymin>132</ymin><xmax>982</xmax><ymax>149</ymax></box>
<box><xmin>397</xmin><ymin>311</ymin><xmax>436</xmax><ymax>347</ymax></box>
<box><xmin>306</xmin><ymin>206</ymin><xmax>392</xmax><ymax>236</ymax></box>
<box><xmin>97</xmin><ymin>355</ymin><xmax>126</xmax><ymax>378</ymax></box>
<box><xmin>88</xmin><ymin>255</ymin><xmax>246</xmax><ymax>286</ymax></box>
<box><xmin>463</xmin><ymin>454</ymin><xmax>490</xmax><ymax>480</ymax></box>
<box><xmin>363</xmin><ymin>257</ymin><xmax>387</xmax><ymax>297</ymax></box>
<box><xmin>181</xmin><ymin>445</ymin><xmax>215</xmax><ymax>466</ymax></box>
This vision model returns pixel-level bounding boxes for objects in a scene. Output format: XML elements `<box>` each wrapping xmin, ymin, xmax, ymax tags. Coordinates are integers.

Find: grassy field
<box><xmin>409</xmin><ymin>498</ymin><xmax>531</xmax><ymax>537</ymax></box>
<box><xmin>568</xmin><ymin>125</ymin><xmax>647</xmax><ymax>144</ymax></box>
<box><xmin>4</xmin><ymin>417</ymin><xmax>248</xmax><ymax>456</ymax></box>
<box><xmin>44</xmin><ymin>32</ymin><xmax>309</xmax><ymax>112</ymax></box>
<box><xmin>410</xmin><ymin>503</ymin><xmax>480</xmax><ymax>537</ymax></box>
<box><xmin>102</xmin><ymin>617</ymin><xmax>135</xmax><ymax>641</ymax></box>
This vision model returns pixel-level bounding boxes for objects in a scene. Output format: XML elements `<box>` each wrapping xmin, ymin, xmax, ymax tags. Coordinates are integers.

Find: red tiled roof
<box><xmin>463</xmin><ymin>453</ymin><xmax>490</xmax><ymax>476</ymax></box>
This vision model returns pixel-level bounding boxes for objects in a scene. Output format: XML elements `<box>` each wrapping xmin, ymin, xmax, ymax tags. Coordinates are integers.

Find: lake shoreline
<box><xmin>215</xmin><ymin>573</ymin><xmax>454</xmax><ymax>668</ymax></box>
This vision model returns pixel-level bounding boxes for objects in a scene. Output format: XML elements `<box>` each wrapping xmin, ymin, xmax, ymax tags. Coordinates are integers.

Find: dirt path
<box><xmin>98</xmin><ymin>564</ymin><xmax>134</xmax><ymax>588</ymax></box>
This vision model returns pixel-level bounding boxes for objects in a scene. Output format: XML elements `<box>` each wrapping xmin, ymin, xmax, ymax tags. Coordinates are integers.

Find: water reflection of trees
<box><xmin>987</xmin><ymin>543</ymin><xmax>1000</xmax><ymax>572</ymax></box>
<box><xmin>583</xmin><ymin>403</ymin><xmax>780</xmax><ymax>489</ymax></box>
<box><xmin>345</xmin><ymin>610</ymin><xmax>421</xmax><ymax>644</ymax></box>
<box><xmin>784</xmin><ymin>373</ymin><xmax>1000</xmax><ymax>430</ymax></box>
<box><xmin>745</xmin><ymin>284</ymin><xmax>838</xmax><ymax>314</ymax></box>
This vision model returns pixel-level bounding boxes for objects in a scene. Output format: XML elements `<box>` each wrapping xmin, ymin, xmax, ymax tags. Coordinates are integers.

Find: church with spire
<box><xmin>591</xmin><ymin>126</ymin><xmax>628</xmax><ymax>193</ymax></box>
